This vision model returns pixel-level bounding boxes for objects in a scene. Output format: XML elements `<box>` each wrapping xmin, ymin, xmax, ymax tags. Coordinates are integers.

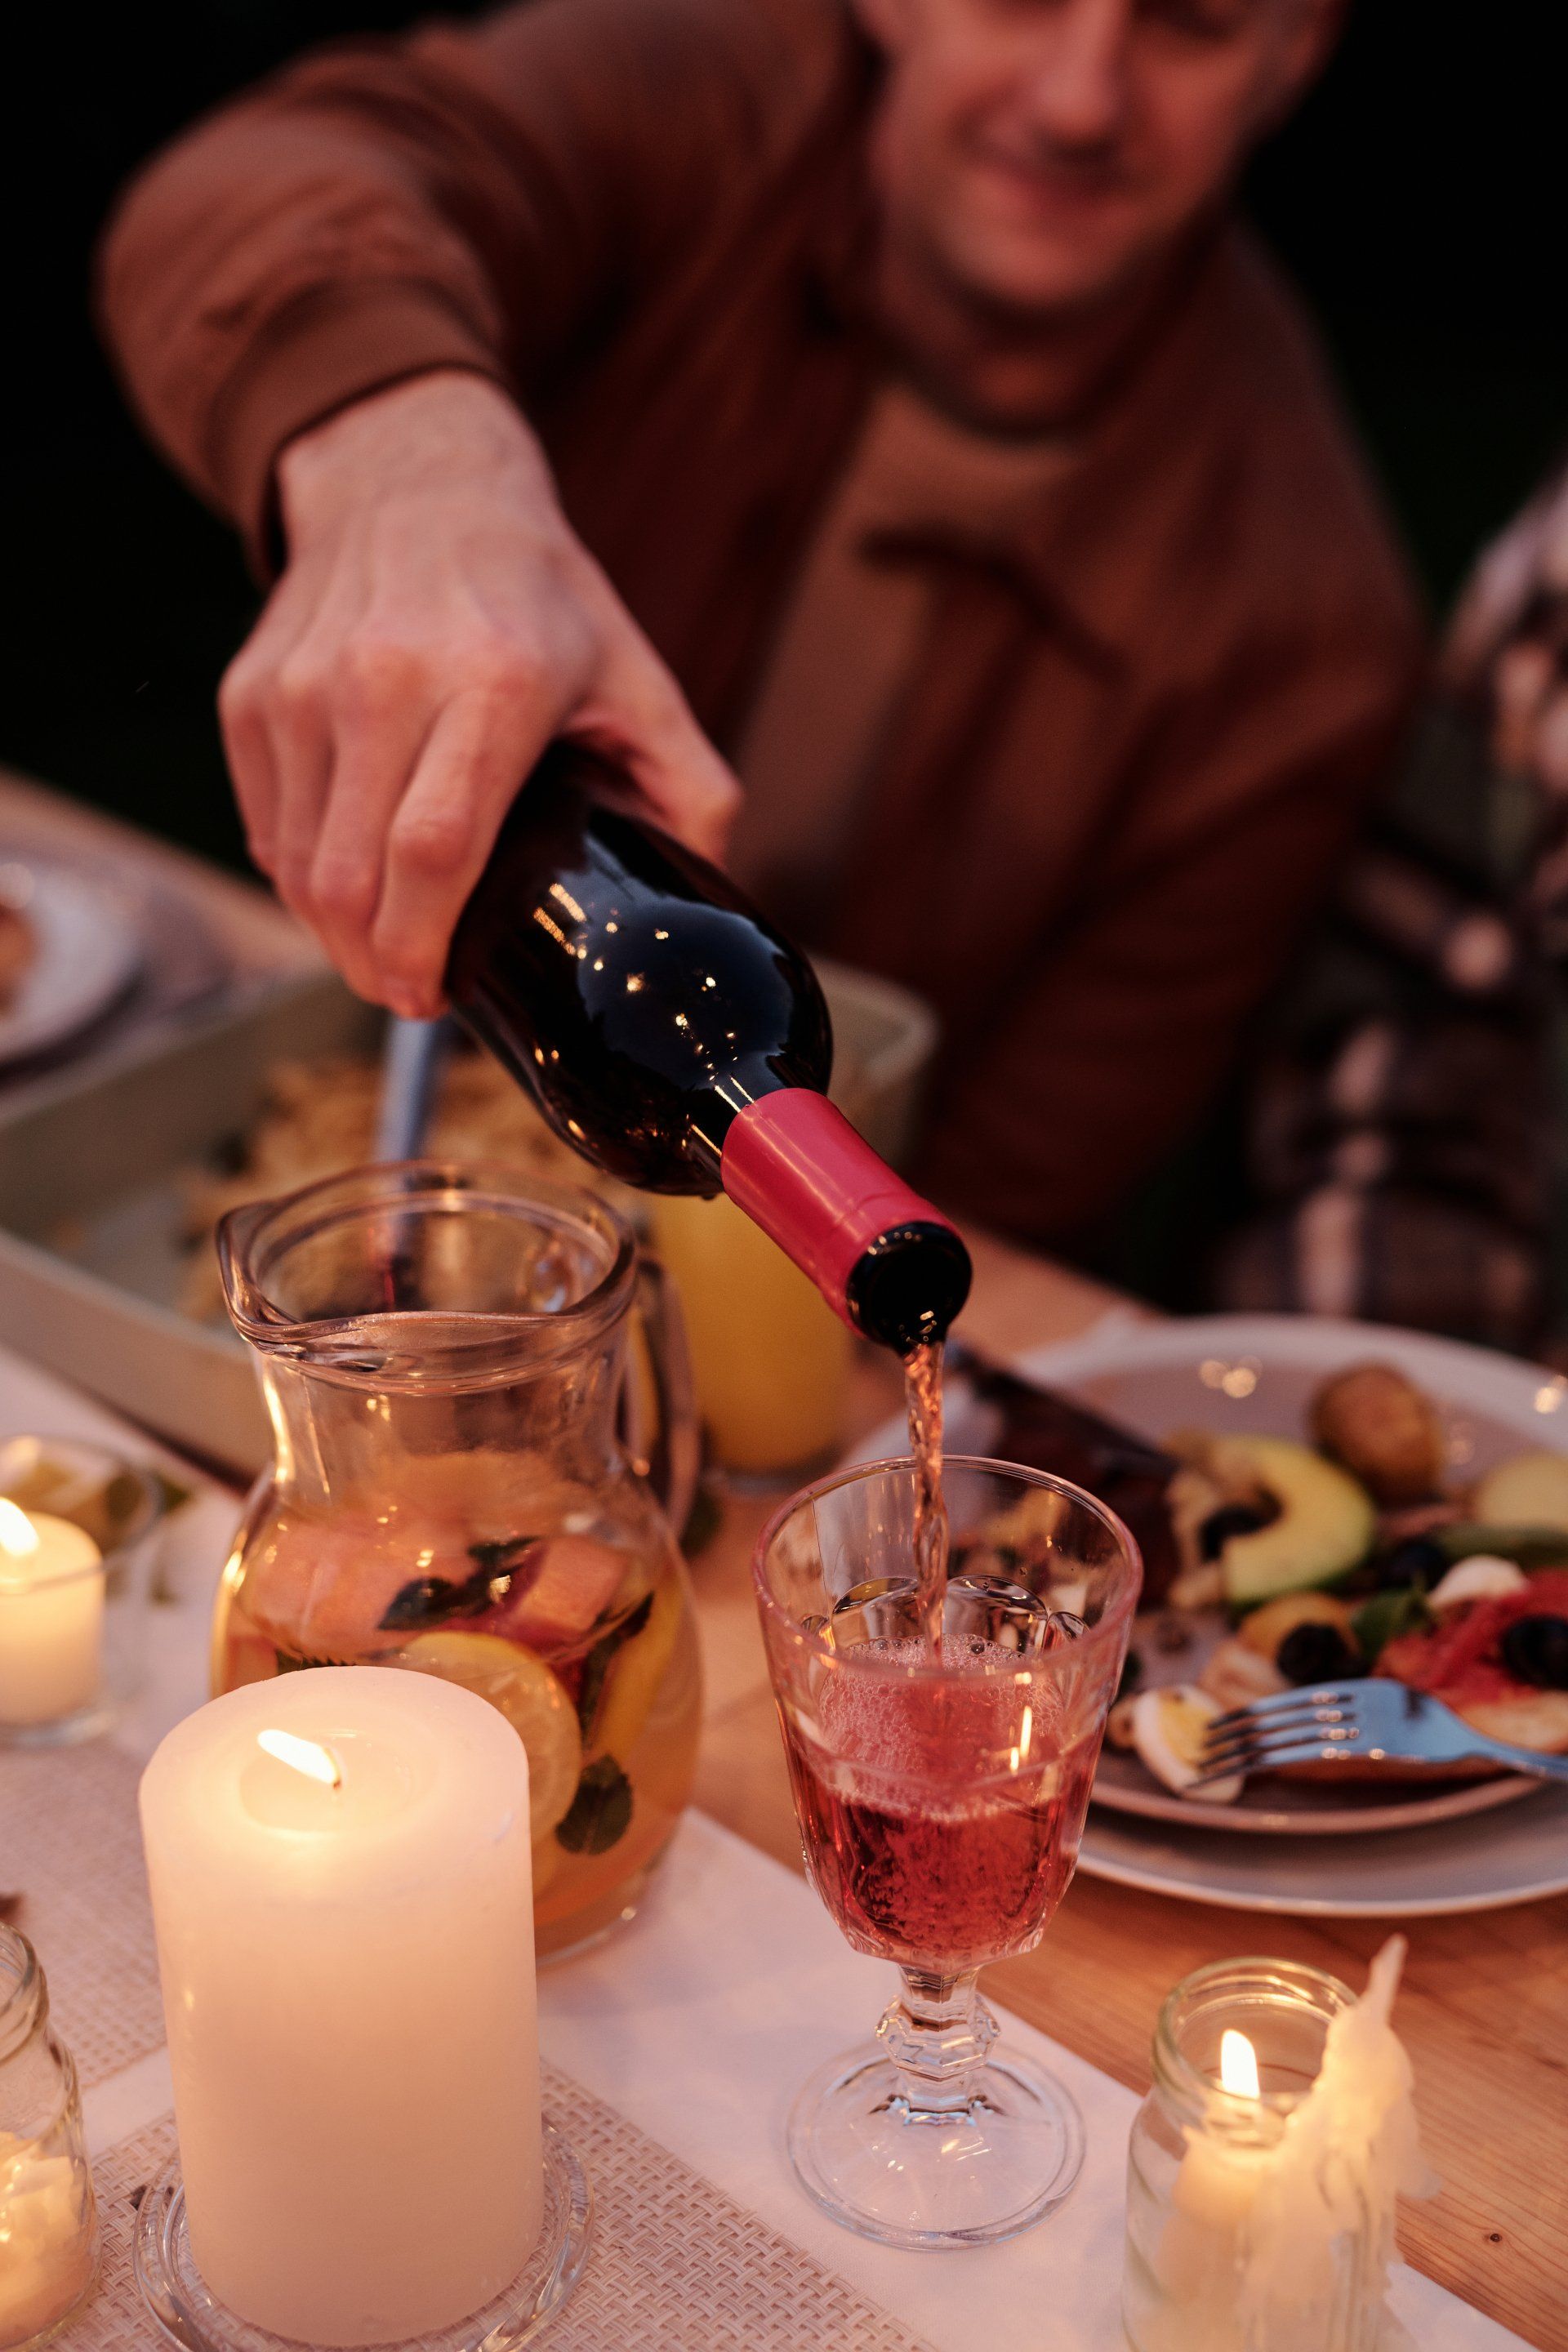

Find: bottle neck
<box><xmin>719</xmin><ymin>1091</ymin><xmax>971</xmax><ymax>1351</ymax></box>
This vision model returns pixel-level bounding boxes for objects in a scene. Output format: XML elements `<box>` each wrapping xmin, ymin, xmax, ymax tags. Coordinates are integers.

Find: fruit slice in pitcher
<box><xmin>485</xmin><ymin>1535</ymin><xmax>629</xmax><ymax>1650</ymax></box>
<box><xmin>396</xmin><ymin>1630</ymin><xmax>582</xmax><ymax>1839</ymax></box>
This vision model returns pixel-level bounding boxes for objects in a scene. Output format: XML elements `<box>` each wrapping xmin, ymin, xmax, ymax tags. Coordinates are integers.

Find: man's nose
<box><xmin>1021</xmin><ymin>0</ymin><xmax>1133</xmax><ymax>149</ymax></box>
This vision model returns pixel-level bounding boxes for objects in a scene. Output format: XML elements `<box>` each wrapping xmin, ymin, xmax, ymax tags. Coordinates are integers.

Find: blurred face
<box><xmin>856</xmin><ymin>0</ymin><xmax>1339</xmax><ymax>318</ymax></box>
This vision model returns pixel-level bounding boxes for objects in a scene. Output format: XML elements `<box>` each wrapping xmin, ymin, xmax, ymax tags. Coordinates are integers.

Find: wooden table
<box><xmin>687</xmin><ymin>1229</ymin><xmax>1566</xmax><ymax>2351</ymax></box>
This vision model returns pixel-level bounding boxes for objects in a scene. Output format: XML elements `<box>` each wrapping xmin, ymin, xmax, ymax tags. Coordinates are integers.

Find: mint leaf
<box><xmin>555</xmin><ymin>1757</ymin><xmax>634</xmax><ymax>1855</ymax></box>
<box><xmin>575</xmin><ymin>1593</ymin><xmax>653</xmax><ymax>1740</ymax></box>
<box><xmin>1352</xmin><ymin>1586</ymin><xmax>1432</xmax><ymax>1663</ymax></box>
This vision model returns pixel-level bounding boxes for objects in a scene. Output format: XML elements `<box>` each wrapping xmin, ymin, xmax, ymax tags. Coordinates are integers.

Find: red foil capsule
<box><xmin>720</xmin><ymin>1089</ymin><xmax>969</xmax><ymax>1342</ymax></box>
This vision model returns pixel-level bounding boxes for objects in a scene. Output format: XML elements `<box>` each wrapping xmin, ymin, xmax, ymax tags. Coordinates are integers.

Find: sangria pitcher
<box><xmin>211</xmin><ymin>1160</ymin><xmax>702</xmax><ymax>1958</ymax></box>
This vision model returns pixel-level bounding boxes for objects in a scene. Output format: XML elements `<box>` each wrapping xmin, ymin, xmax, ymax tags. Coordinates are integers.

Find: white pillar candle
<box><xmin>0</xmin><ymin>1500</ymin><xmax>103</xmax><ymax>1727</ymax></box>
<box><xmin>140</xmin><ymin>1668</ymin><xmax>543</xmax><ymax>2347</ymax></box>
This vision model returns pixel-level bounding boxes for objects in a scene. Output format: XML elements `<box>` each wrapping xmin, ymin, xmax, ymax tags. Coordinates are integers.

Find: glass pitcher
<box><xmin>210</xmin><ymin>1160</ymin><xmax>702</xmax><ymax>1959</ymax></box>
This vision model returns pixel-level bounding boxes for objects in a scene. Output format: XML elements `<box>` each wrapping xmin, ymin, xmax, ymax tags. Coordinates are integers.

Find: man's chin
<box><xmin>937</xmin><ymin>229</ymin><xmax>1151</xmax><ymax>324</ymax></box>
<box><xmin>926</xmin><ymin>183</ymin><xmax>1160</xmax><ymax>323</ymax></box>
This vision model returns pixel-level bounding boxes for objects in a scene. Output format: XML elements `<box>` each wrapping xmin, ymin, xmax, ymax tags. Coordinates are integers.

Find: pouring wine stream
<box><xmin>905</xmin><ymin>1340</ymin><xmax>949</xmax><ymax>1659</ymax></box>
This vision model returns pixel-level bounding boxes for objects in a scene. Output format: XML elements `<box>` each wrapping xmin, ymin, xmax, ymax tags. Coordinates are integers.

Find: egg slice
<box><xmin>1427</xmin><ymin>1555</ymin><xmax>1528</xmax><ymax>1614</ymax></box>
<box><xmin>1130</xmin><ymin>1684</ymin><xmax>1243</xmax><ymax>1805</ymax></box>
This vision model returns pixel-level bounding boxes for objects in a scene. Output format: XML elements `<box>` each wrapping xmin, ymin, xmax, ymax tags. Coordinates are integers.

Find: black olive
<box><xmin>1276</xmin><ymin>1623</ymin><xmax>1363</xmax><ymax>1685</ymax></box>
<box><xmin>1199</xmin><ymin>1500</ymin><xmax>1276</xmax><ymax>1560</ymax></box>
<box><xmin>1370</xmin><ymin>1538</ymin><xmax>1448</xmax><ymax>1592</ymax></box>
<box><xmin>1500</xmin><ymin>1614</ymin><xmax>1568</xmax><ymax>1690</ymax></box>
<box><xmin>1116</xmin><ymin>1649</ymin><xmax>1143</xmax><ymax>1702</ymax></box>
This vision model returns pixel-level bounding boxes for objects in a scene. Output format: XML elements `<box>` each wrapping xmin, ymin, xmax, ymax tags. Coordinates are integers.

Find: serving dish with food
<box><xmin>856</xmin><ymin>1313</ymin><xmax>1568</xmax><ymax>1842</ymax></box>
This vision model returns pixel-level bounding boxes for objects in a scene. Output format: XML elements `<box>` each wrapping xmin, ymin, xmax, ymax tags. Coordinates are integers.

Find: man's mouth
<box><xmin>967</xmin><ymin>136</ymin><xmax>1137</xmax><ymax>215</ymax></box>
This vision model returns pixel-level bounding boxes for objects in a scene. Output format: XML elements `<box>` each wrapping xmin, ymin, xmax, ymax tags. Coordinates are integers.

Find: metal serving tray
<box><xmin>0</xmin><ymin>972</ymin><xmax>379</xmax><ymax>1473</ymax></box>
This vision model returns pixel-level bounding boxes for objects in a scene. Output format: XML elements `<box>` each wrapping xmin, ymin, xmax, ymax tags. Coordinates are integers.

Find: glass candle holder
<box><xmin>0</xmin><ymin>1437</ymin><xmax>165</xmax><ymax>1748</ymax></box>
<box><xmin>0</xmin><ymin>1925</ymin><xmax>99</xmax><ymax>2349</ymax></box>
<box><xmin>1125</xmin><ymin>1957</ymin><xmax>1388</xmax><ymax>2352</ymax></box>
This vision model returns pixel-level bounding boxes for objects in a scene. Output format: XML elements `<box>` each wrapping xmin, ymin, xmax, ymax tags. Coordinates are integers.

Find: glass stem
<box><xmin>876</xmin><ymin>1969</ymin><xmax>996</xmax><ymax>2114</ymax></box>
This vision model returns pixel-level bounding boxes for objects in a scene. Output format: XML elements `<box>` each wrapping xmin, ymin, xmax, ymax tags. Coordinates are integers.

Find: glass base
<box><xmin>0</xmin><ymin>1695</ymin><xmax>122</xmax><ymax>1748</ymax></box>
<box><xmin>132</xmin><ymin>2118</ymin><xmax>591</xmax><ymax>2350</ymax></box>
<box><xmin>786</xmin><ymin>2038</ymin><xmax>1085</xmax><ymax>2250</ymax></box>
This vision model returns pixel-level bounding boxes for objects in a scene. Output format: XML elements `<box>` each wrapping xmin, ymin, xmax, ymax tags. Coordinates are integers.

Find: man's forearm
<box><xmin>96</xmin><ymin>0</ymin><xmax>806</xmax><ymax>565</ymax></box>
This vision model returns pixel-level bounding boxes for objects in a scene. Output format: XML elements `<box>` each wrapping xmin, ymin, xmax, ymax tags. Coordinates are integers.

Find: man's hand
<box><xmin>220</xmin><ymin>371</ymin><xmax>740</xmax><ymax>1015</ymax></box>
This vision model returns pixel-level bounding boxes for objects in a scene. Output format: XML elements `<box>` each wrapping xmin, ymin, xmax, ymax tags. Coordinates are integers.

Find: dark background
<box><xmin>7</xmin><ymin>3</ymin><xmax>1565</xmax><ymax>877</ymax></box>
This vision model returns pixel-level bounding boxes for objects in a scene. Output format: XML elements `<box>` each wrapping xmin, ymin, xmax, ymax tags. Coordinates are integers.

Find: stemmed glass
<box><xmin>753</xmin><ymin>1455</ymin><xmax>1139</xmax><ymax>2249</ymax></box>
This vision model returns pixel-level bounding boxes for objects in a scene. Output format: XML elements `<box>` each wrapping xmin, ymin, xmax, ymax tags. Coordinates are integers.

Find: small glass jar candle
<box><xmin>0</xmin><ymin>1924</ymin><xmax>99</xmax><ymax>2348</ymax></box>
<box><xmin>1125</xmin><ymin>1957</ymin><xmax>1384</xmax><ymax>2352</ymax></box>
<box><xmin>0</xmin><ymin>1437</ymin><xmax>164</xmax><ymax>1747</ymax></box>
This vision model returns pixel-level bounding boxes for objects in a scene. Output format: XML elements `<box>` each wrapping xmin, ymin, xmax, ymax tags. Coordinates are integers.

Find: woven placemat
<box><xmin>0</xmin><ymin>1741</ymin><xmax>165</xmax><ymax>2087</ymax></box>
<box><xmin>66</xmin><ymin>2064</ymin><xmax>937</xmax><ymax>2352</ymax></box>
<box><xmin>1</xmin><ymin>1746</ymin><xmax>934</xmax><ymax>2349</ymax></box>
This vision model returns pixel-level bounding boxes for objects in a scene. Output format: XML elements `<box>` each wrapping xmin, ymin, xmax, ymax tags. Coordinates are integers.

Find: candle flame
<box><xmin>0</xmin><ymin>1499</ymin><xmax>39</xmax><ymax>1558</ymax></box>
<box><xmin>257</xmin><ymin>1728</ymin><xmax>342</xmax><ymax>1789</ymax></box>
<box><xmin>1220</xmin><ymin>2028</ymin><xmax>1261</xmax><ymax>2100</ymax></box>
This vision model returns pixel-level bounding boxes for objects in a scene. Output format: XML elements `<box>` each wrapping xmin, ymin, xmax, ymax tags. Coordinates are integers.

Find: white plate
<box><xmin>1076</xmin><ymin>1780</ymin><xmax>1568</xmax><ymax>1915</ymax></box>
<box><xmin>0</xmin><ymin>859</ymin><xmax>143</xmax><ymax>1065</ymax></box>
<box><xmin>853</xmin><ymin>1312</ymin><xmax>1567</xmax><ymax>1864</ymax></box>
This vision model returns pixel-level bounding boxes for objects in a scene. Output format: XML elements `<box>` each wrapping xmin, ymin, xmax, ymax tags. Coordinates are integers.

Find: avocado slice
<box><xmin>1214</xmin><ymin>1437</ymin><xmax>1376</xmax><ymax>1608</ymax></box>
<box><xmin>1472</xmin><ymin>1451</ymin><xmax>1568</xmax><ymax>1534</ymax></box>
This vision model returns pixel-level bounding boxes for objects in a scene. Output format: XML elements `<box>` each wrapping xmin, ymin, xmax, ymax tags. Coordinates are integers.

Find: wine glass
<box><xmin>753</xmin><ymin>1455</ymin><xmax>1139</xmax><ymax>2249</ymax></box>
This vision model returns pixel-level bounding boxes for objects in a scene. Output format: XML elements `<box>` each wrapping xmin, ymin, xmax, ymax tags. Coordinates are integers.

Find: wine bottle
<box><xmin>445</xmin><ymin>746</ymin><xmax>971</xmax><ymax>1352</ymax></box>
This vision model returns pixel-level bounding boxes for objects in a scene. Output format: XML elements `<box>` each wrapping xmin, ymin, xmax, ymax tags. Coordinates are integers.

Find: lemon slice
<box><xmin>395</xmin><ymin>1630</ymin><xmax>582</xmax><ymax>1839</ymax></box>
<box><xmin>1130</xmin><ymin>1685</ymin><xmax>1241</xmax><ymax>1805</ymax></box>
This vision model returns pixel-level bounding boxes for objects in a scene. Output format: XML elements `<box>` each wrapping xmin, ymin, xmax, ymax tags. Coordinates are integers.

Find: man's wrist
<box><xmin>277</xmin><ymin>368</ymin><xmax>539</xmax><ymax>541</ymax></box>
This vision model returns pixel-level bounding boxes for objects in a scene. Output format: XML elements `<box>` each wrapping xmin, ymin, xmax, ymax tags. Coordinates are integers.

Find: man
<box><xmin>98</xmin><ymin>0</ymin><xmax>1420</xmax><ymax>1247</ymax></box>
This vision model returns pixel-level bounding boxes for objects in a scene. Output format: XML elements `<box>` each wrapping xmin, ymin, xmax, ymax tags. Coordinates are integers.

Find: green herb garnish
<box><xmin>1351</xmin><ymin>1586</ymin><xmax>1432</xmax><ymax>1664</ymax></box>
<box><xmin>555</xmin><ymin>1757</ymin><xmax>635</xmax><ymax>1855</ymax></box>
<box><xmin>574</xmin><ymin>1594</ymin><xmax>653</xmax><ymax>1740</ymax></box>
<box><xmin>378</xmin><ymin>1537</ymin><xmax>542</xmax><ymax>1633</ymax></box>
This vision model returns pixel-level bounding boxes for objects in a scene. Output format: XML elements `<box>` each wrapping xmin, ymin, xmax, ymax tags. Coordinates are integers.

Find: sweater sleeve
<box><xmin>96</xmin><ymin>0</ymin><xmax>844</xmax><ymax>566</ymax></box>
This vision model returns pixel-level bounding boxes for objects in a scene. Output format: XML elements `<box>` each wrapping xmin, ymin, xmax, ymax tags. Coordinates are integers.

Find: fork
<box><xmin>1195</xmin><ymin>1679</ymin><xmax>1568</xmax><ymax>1787</ymax></box>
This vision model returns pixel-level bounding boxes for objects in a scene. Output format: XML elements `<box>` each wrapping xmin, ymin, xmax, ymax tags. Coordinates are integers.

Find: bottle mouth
<box><xmin>844</xmin><ymin>1222</ymin><xmax>973</xmax><ymax>1353</ymax></box>
<box><xmin>217</xmin><ymin>1160</ymin><xmax>638</xmax><ymax>1388</ymax></box>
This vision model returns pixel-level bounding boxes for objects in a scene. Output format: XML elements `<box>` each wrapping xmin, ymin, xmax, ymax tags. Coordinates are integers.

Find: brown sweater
<box><xmin>97</xmin><ymin>0</ymin><xmax>1423</xmax><ymax>1247</ymax></box>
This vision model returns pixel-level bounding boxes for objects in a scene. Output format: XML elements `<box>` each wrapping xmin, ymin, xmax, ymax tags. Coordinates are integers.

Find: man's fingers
<box><xmin>263</xmin><ymin>643</ymin><xmax>336</xmax><ymax>919</ymax></box>
<box><xmin>368</xmin><ymin>688</ymin><xmax>555</xmax><ymax>1014</ymax></box>
<box><xmin>574</xmin><ymin>621</ymin><xmax>741</xmax><ymax>865</ymax></box>
<box><xmin>305</xmin><ymin>657</ymin><xmax>443</xmax><ymax>1000</ymax></box>
<box><xmin>217</xmin><ymin>678</ymin><xmax>280</xmax><ymax>876</ymax></box>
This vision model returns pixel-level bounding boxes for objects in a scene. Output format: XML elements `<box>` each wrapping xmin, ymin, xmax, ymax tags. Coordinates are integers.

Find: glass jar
<box><xmin>1124</xmin><ymin>1958</ymin><xmax>1385</xmax><ymax>2352</ymax></box>
<box><xmin>0</xmin><ymin>1925</ymin><xmax>97</xmax><ymax>2349</ymax></box>
<box><xmin>211</xmin><ymin>1160</ymin><xmax>702</xmax><ymax>1960</ymax></box>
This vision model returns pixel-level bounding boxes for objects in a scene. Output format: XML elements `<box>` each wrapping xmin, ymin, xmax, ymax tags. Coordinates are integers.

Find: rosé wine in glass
<box><xmin>754</xmin><ymin>1456</ymin><xmax>1138</xmax><ymax>2251</ymax></box>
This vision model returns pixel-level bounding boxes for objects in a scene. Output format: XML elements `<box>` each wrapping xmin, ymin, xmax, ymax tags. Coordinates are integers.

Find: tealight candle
<box><xmin>0</xmin><ymin>2137</ymin><xmax>97</xmax><ymax>2346</ymax></box>
<box><xmin>0</xmin><ymin>1499</ymin><xmax>103</xmax><ymax>1728</ymax></box>
<box><xmin>139</xmin><ymin>1668</ymin><xmax>543</xmax><ymax>2348</ymax></box>
<box><xmin>1123</xmin><ymin>1945</ymin><xmax>1433</xmax><ymax>2352</ymax></box>
<box><xmin>0</xmin><ymin>1925</ymin><xmax>98</xmax><ymax>2352</ymax></box>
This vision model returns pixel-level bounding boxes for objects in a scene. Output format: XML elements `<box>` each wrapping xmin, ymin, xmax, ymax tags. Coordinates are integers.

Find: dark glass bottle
<box><xmin>445</xmin><ymin>746</ymin><xmax>970</xmax><ymax>1352</ymax></box>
